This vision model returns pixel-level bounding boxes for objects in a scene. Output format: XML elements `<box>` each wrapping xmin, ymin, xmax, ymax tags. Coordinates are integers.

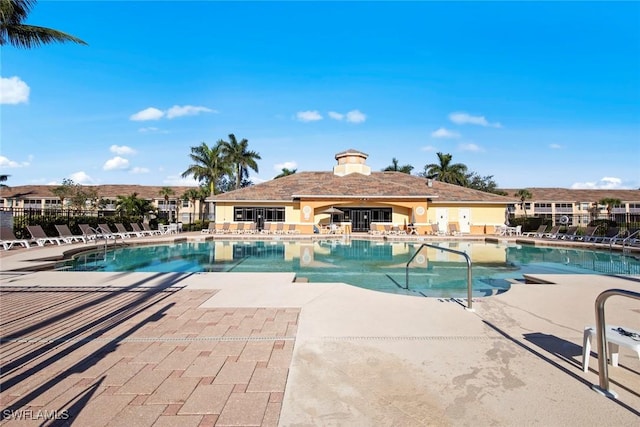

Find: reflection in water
<box><xmin>59</xmin><ymin>240</ymin><xmax>640</xmax><ymax>298</ymax></box>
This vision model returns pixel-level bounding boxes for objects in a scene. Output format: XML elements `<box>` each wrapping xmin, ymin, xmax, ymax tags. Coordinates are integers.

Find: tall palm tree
<box><xmin>220</xmin><ymin>134</ymin><xmax>261</xmax><ymax>190</ymax></box>
<box><xmin>383</xmin><ymin>158</ymin><xmax>413</xmax><ymax>174</ymax></box>
<box><xmin>514</xmin><ymin>189</ymin><xmax>533</xmax><ymax>218</ymax></box>
<box><xmin>274</xmin><ymin>168</ymin><xmax>297</xmax><ymax>179</ymax></box>
<box><xmin>158</xmin><ymin>186</ymin><xmax>174</xmax><ymax>219</ymax></box>
<box><xmin>181</xmin><ymin>141</ymin><xmax>230</xmax><ymax>196</ymax></box>
<box><xmin>422</xmin><ymin>152</ymin><xmax>468</xmax><ymax>185</ymax></box>
<box><xmin>115</xmin><ymin>193</ymin><xmax>154</xmax><ymax>217</ymax></box>
<box><xmin>598</xmin><ymin>197</ymin><xmax>622</xmax><ymax>220</ymax></box>
<box><xmin>1</xmin><ymin>0</ymin><xmax>87</xmax><ymax>48</ymax></box>
<box><xmin>0</xmin><ymin>174</ymin><xmax>9</xmax><ymax>189</ymax></box>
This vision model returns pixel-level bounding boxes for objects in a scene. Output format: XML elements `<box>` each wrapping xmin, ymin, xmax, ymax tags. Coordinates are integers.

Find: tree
<box><xmin>220</xmin><ymin>133</ymin><xmax>261</xmax><ymax>190</ymax></box>
<box><xmin>181</xmin><ymin>141</ymin><xmax>230</xmax><ymax>196</ymax></box>
<box><xmin>1</xmin><ymin>0</ymin><xmax>87</xmax><ymax>48</ymax></box>
<box><xmin>598</xmin><ymin>197</ymin><xmax>622</xmax><ymax>219</ymax></box>
<box><xmin>158</xmin><ymin>186</ymin><xmax>174</xmax><ymax>219</ymax></box>
<box><xmin>115</xmin><ymin>193</ymin><xmax>154</xmax><ymax>217</ymax></box>
<box><xmin>50</xmin><ymin>178</ymin><xmax>76</xmax><ymax>210</ymax></box>
<box><xmin>422</xmin><ymin>152</ymin><xmax>468</xmax><ymax>185</ymax></box>
<box><xmin>274</xmin><ymin>168</ymin><xmax>297</xmax><ymax>179</ymax></box>
<box><xmin>0</xmin><ymin>174</ymin><xmax>9</xmax><ymax>189</ymax></box>
<box><xmin>383</xmin><ymin>158</ymin><xmax>413</xmax><ymax>174</ymax></box>
<box><xmin>182</xmin><ymin>187</ymin><xmax>201</xmax><ymax>222</ymax></box>
<box><xmin>466</xmin><ymin>172</ymin><xmax>505</xmax><ymax>195</ymax></box>
<box><xmin>514</xmin><ymin>189</ymin><xmax>533</xmax><ymax>218</ymax></box>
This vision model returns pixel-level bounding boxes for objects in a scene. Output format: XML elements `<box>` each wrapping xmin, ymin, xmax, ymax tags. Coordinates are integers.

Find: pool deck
<box><xmin>1</xmin><ymin>233</ymin><xmax>639</xmax><ymax>426</ymax></box>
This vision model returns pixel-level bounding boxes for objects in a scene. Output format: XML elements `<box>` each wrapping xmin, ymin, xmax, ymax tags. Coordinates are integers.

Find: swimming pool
<box><xmin>58</xmin><ymin>239</ymin><xmax>640</xmax><ymax>298</ymax></box>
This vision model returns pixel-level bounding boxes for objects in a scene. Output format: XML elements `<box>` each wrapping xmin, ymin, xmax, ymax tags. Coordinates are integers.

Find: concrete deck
<box><xmin>1</xmin><ymin>235</ymin><xmax>639</xmax><ymax>426</ymax></box>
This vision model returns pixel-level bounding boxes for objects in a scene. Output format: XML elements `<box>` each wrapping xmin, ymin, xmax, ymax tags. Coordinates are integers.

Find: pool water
<box><xmin>58</xmin><ymin>239</ymin><xmax>640</xmax><ymax>298</ymax></box>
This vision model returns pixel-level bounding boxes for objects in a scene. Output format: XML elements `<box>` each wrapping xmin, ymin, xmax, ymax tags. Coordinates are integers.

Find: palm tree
<box><xmin>220</xmin><ymin>134</ymin><xmax>261</xmax><ymax>190</ymax></box>
<box><xmin>181</xmin><ymin>141</ymin><xmax>230</xmax><ymax>196</ymax></box>
<box><xmin>598</xmin><ymin>197</ymin><xmax>622</xmax><ymax>220</ymax></box>
<box><xmin>1</xmin><ymin>0</ymin><xmax>88</xmax><ymax>48</ymax></box>
<box><xmin>182</xmin><ymin>187</ymin><xmax>201</xmax><ymax>224</ymax></box>
<box><xmin>383</xmin><ymin>158</ymin><xmax>414</xmax><ymax>174</ymax></box>
<box><xmin>115</xmin><ymin>193</ymin><xmax>154</xmax><ymax>217</ymax></box>
<box><xmin>422</xmin><ymin>152</ymin><xmax>468</xmax><ymax>185</ymax></box>
<box><xmin>514</xmin><ymin>189</ymin><xmax>533</xmax><ymax>218</ymax></box>
<box><xmin>158</xmin><ymin>186</ymin><xmax>174</xmax><ymax>220</ymax></box>
<box><xmin>0</xmin><ymin>174</ymin><xmax>9</xmax><ymax>189</ymax></box>
<box><xmin>274</xmin><ymin>168</ymin><xmax>297</xmax><ymax>179</ymax></box>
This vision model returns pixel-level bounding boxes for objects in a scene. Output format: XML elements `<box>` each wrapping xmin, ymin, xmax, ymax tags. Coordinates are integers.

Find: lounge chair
<box><xmin>55</xmin><ymin>224</ymin><xmax>87</xmax><ymax>243</ymax></box>
<box><xmin>233</xmin><ymin>222</ymin><xmax>245</xmax><ymax>234</ymax></box>
<box><xmin>273</xmin><ymin>222</ymin><xmax>285</xmax><ymax>234</ymax></box>
<box><xmin>78</xmin><ymin>224</ymin><xmax>101</xmax><ymax>241</ymax></box>
<box><xmin>286</xmin><ymin>224</ymin><xmax>300</xmax><ymax>234</ymax></box>
<box><xmin>559</xmin><ymin>226</ymin><xmax>579</xmax><ymax>240</ymax></box>
<box><xmin>577</xmin><ymin>226</ymin><xmax>599</xmax><ymax>242</ymax></box>
<box><xmin>428</xmin><ymin>224</ymin><xmax>443</xmax><ymax>236</ymax></box>
<box><xmin>523</xmin><ymin>225</ymin><xmax>548</xmax><ymax>238</ymax></box>
<box><xmin>98</xmin><ymin>223</ymin><xmax>123</xmax><ymax>239</ymax></box>
<box><xmin>448</xmin><ymin>223</ymin><xmax>461</xmax><ymax>236</ymax></box>
<box><xmin>260</xmin><ymin>222</ymin><xmax>272</xmax><ymax>234</ymax></box>
<box><xmin>201</xmin><ymin>223</ymin><xmax>216</xmax><ymax>234</ymax></box>
<box><xmin>130</xmin><ymin>223</ymin><xmax>155</xmax><ymax>236</ymax></box>
<box><xmin>115</xmin><ymin>223</ymin><xmax>138</xmax><ymax>238</ymax></box>
<box><xmin>141</xmin><ymin>223</ymin><xmax>162</xmax><ymax>235</ymax></box>
<box><xmin>542</xmin><ymin>226</ymin><xmax>562</xmax><ymax>239</ymax></box>
<box><xmin>0</xmin><ymin>226</ymin><xmax>37</xmax><ymax>249</ymax></box>
<box><xmin>216</xmin><ymin>222</ymin><xmax>230</xmax><ymax>234</ymax></box>
<box><xmin>26</xmin><ymin>225</ymin><xmax>70</xmax><ymax>246</ymax></box>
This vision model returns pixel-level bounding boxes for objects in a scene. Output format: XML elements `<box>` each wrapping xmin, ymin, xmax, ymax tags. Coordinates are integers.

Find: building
<box><xmin>501</xmin><ymin>188</ymin><xmax>640</xmax><ymax>226</ymax></box>
<box><xmin>209</xmin><ymin>149</ymin><xmax>517</xmax><ymax>234</ymax></box>
<box><xmin>0</xmin><ymin>184</ymin><xmax>207</xmax><ymax>225</ymax></box>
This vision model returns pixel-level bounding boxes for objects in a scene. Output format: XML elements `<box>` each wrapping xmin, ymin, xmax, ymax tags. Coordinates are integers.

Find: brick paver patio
<box><xmin>0</xmin><ymin>285</ymin><xmax>299</xmax><ymax>426</ymax></box>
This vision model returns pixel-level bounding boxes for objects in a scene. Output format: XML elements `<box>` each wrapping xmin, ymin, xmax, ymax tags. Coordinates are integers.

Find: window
<box><xmin>234</xmin><ymin>207</ymin><xmax>285</xmax><ymax>222</ymax></box>
<box><xmin>182</xmin><ymin>200</ymin><xmax>189</xmax><ymax>208</ymax></box>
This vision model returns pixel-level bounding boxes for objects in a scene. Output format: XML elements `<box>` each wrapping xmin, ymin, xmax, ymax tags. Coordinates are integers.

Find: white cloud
<box><xmin>571</xmin><ymin>177</ymin><xmax>627</xmax><ymax>190</ymax></box>
<box><xmin>449</xmin><ymin>112</ymin><xmax>501</xmax><ymax>128</ymax></box>
<box><xmin>328</xmin><ymin>111</ymin><xmax>344</xmax><ymax>120</ymax></box>
<box><xmin>103</xmin><ymin>156</ymin><xmax>130</xmax><ymax>171</ymax></box>
<box><xmin>110</xmin><ymin>145</ymin><xmax>136</xmax><ymax>155</ymax></box>
<box><xmin>162</xmin><ymin>175</ymin><xmax>199</xmax><ymax>186</ymax></box>
<box><xmin>274</xmin><ymin>161</ymin><xmax>298</xmax><ymax>171</ymax></box>
<box><xmin>458</xmin><ymin>143</ymin><xmax>483</xmax><ymax>152</ymax></box>
<box><xmin>0</xmin><ymin>76</ymin><xmax>30</xmax><ymax>104</ymax></box>
<box><xmin>346</xmin><ymin>109</ymin><xmax>366</xmax><ymax>124</ymax></box>
<box><xmin>166</xmin><ymin>105</ymin><xmax>216</xmax><ymax>119</ymax></box>
<box><xmin>549</xmin><ymin>144</ymin><xmax>563</xmax><ymax>149</ymax></box>
<box><xmin>431</xmin><ymin>127</ymin><xmax>460</xmax><ymax>139</ymax></box>
<box><xmin>130</xmin><ymin>167</ymin><xmax>150</xmax><ymax>174</ymax></box>
<box><xmin>130</xmin><ymin>107</ymin><xmax>164</xmax><ymax>121</ymax></box>
<box><xmin>0</xmin><ymin>155</ymin><xmax>30</xmax><ymax>168</ymax></box>
<box><xmin>69</xmin><ymin>171</ymin><xmax>95</xmax><ymax>184</ymax></box>
<box><xmin>296</xmin><ymin>110</ymin><xmax>323</xmax><ymax>122</ymax></box>
<box><xmin>138</xmin><ymin>127</ymin><xmax>169</xmax><ymax>134</ymax></box>
<box><xmin>421</xmin><ymin>145</ymin><xmax>437</xmax><ymax>152</ymax></box>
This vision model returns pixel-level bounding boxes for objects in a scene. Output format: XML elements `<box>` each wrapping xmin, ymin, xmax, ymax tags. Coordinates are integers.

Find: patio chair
<box><xmin>245</xmin><ymin>222</ymin><xmax>257</xmax><ymax>234</ymax></box>
<box><xmin>428</xmin><ymin>224</ymin><xmax>443</xmax><ymax>236</ymax></box>
<box><xmin>233</xmin><ymin>222</ymin><xmax>246</xmax><ymax>234</ymax></box>
<box><xmin>26</xmin><ymin>225</ymin><xmax>70</xmax><ymax>246</ymax></box>
<box><xmin>542</xmin><ymin>226</ymin><xmax>562</xmax><ymax>239</ymax></box>
<box><xmin>577</xmin><ymin>226</ymin><xmax>599</xmax><ymax>242</ymax></box>
<box><xmin>141</xmin><ymin>223</ymin><xmax>162</xmax><ymax>235</ymax></box>
<box><xmin>98</xmin><ymin>223</ymin><xmax>123</xmax><ymax>239</ymax></box>
<box><xmin>448</xmin><ymin>223</ymin><xmax>460</xmax><ymax>236</ymax></box>
<box><xmin>260</xmin><ymin>222</ymin><xmax>272</xmax><ymax>234</ymax></box>
<box><xmin>216</xmin><ymin>222</ymin><xmax>230</xmax><ymax>234</ymax></box>
<box><xmin>523</xmin><ymin>225</ymin><xmax>548</xmax><ymax>238</ymax></box>
<box><xmin>78</xmin><ymin>224</ymin><xmax>103</xmax><ymax>241</ymax></box>
<box><xmin>559</xmin><ymin>226</ymin><xmax>579</xmax><ymax>240</ymax></box>
<box><xmin>115</xmin><ymin>223</ymin><xmax>138</xmax><ymax>238</ymax></box>
<box><xmin>286</xmin><ymin>224</ymin><xmax>300</xmax><ymax>234</ymax></box>
<box><xmin>55</xmin><ymin>224</ymin><xmax>87</xmax><ymax>243</ymax></box>
<box><xmin>201</xmin><ymin>223</ymin><xmax>216</xmax><ymax>234</ymax></box>
<box><xmin>0</xmin><ymin>226</ymin><xmax>37</xmax><ymax>249</ymax></box>
<box><xmin>130</xmin><ymin>223</ymin><xmax>155</xmax><ymax>236</ymax></box>
<box><xmin>273</xmin><ymin>222</ymin><xmax>285</xmax><ymax>234</ymax></box>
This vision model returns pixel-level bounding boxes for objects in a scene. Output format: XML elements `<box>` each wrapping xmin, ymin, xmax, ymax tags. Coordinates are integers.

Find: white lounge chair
<box><xmin>0</xmin><ymin>226</ymin><xmax>37</xmax><ymax>249</ymax></box>
<box><xmin>55</xmin><ymin>224</ymin><xmax>87</xmax><ymax>243</ymax></box>
<box><xmin>27</xmin><ymin>225</ymin><xmax>70</xmax><ymax>246</ymax></box>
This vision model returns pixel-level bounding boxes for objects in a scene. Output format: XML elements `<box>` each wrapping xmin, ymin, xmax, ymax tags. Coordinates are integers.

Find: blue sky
<box><xmin>2</xmin><ymin>1</ymin><xmax>639</xmax><ymax>190</ymax></box>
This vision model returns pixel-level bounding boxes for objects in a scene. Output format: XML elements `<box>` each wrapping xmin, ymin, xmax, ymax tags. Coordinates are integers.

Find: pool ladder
<box><xmin>405</xmin><ymin>243</ymin><xmax>474</xmax><ymax>311</ymax></box>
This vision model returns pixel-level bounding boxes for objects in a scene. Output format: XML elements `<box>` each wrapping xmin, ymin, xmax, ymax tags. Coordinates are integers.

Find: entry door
<box><xmin>436</xmin><ymin>208</ymin><xmax>448</xmax><ymax>234</ymax></box>
<box><xmin>351</xmin><ymin>210</ymin><xmax>371</xmax><ymax>232</ymax></box>
<box><xmin>458</xmin><ymin>208</ymin><xmax>471</xmax><ymax>233</ymax></box>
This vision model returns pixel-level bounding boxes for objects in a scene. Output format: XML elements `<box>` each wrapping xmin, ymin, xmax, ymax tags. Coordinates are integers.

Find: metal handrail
<box><xmin>621</xmin><ymin>229</ymin><xmax>640</xmax><ymax>253</ymax></box>
<box><xmin>592</xmin><ymin>288</ymin><xmax>640</xmax><ymax>398</ymax></box>
<box><xmin>406</xmin><ymin>243</ymin><xmax>474</xmax><ymax>311</ymax></box>
<box><xmin>608</xmin><ymin>231</ymin><xmax>626</xmax><ymax>250</ymax></box>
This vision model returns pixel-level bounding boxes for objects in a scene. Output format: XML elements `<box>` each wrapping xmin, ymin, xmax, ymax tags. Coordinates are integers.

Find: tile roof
<box><xmin>0</xmin><ymin>185</ymin><xmax>197</xmax><ymax>200</ymax></box>
<box><xmin>500</xmin><ymin>188</ymin><xmax>640</xmax><ymax>202</ymax></box>
<box><xmin>211</xmin><ymin>172</ymin><xmax>517</xmax><ymax>204</ymax></box>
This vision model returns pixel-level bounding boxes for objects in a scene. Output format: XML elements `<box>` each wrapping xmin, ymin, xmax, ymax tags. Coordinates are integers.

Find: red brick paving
<box><xmin>0</xmin><ymin>286</ymin><xmax>299</xmax><ymax>426</ymax></box>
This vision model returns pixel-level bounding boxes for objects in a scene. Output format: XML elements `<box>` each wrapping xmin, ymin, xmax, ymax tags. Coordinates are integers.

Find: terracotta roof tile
<box><xmin>0</xmin><ymin>185</ymin><xmax>196</xmax><ymax>200</ymax></box>
<box><xmin>500</xmin><ymin>188</ymin><xmax>640</xmax><ymax>203</ymax></box>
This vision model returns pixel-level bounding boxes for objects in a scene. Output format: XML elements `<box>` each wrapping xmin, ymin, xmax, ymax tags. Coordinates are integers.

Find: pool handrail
<box><xmin>592</xmin><ymin>288</ymin><xmax>640</xmax><ymax>398</ymax></box>
<box><xmin>621</xmin><ymin>229</ymin><xmax>640</xmax><ymax>253</ymax></box>
<box><xmin>406</xmin><ymin>243</ymin><xmax>474</xmax><ymax>311</ymax></box>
